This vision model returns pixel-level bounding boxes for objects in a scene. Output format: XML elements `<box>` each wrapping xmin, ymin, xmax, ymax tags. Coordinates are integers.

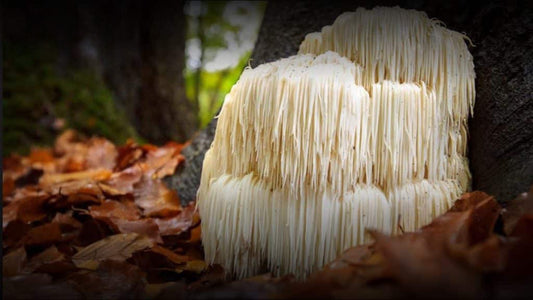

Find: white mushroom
<box><xmin>198</xmin><ymin>6</ymin><xmax>475</xmax><ymax>279</ymax></box>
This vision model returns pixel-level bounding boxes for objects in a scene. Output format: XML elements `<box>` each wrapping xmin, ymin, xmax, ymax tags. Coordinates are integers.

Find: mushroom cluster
<box><xmin>198</xmin><ymin>7</ymin><xmax>475</xmax><ymax>279</ymax></box>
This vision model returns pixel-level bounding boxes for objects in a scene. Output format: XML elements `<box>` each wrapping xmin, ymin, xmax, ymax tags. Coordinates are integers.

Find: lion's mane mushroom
<box><xmin>197</xmin><ymin>6</ymin><xmax>475</xmax><ymax>279</ymax></box>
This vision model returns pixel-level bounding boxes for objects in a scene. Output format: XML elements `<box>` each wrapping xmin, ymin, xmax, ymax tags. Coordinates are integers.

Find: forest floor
<box><xmin>3</xmin><ymin>131</ymin><xmax>533</xmax><ymax>299</ymax></box>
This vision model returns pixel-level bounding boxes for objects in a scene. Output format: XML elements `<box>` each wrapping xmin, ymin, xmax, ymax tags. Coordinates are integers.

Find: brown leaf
<box><xmin>25</xmin><ymin>223</ymin><xmax>62</xmax><ymax>246</ymax></box>
<box><xmin>142</xmin><ymin>143</ymin><xmax>184</xmax><ymax>179</ymax></box>
<box><xmin>28</xmin><ymin>148</ymin><xmax>54</xmax><ymax>163</ymax></box>
<box><xmin>177</xmin><ymin>260</ymin><xmax>207</xmax><ymax>274</ymax></box>
<box><xmin>72</xmin><ymin>233</ymin><xmax>153</xmax><ymax>270</ymax></box>
<box><xmin>3</xmin><ymin>220</ymin><xmax>31</xmax><ymax>248</ymax></box>
<box><xmin>24</xmin><ymin>245</ymin><xmax>65</xmax><ymax>273</ymax></box>
<box><xmin>113</xmin><ymin>218</ymin><xmax>163</xmax><ymax>244</ymax></box>
<box><xmin>40</xmin><ymin>169</ymin><xmax>112</xmax><ymax>186</ymax></box>
<box><xmin>89</xmin><ymin>200</ymin><xmax>140</xmax><ymax>221</ymax></box>
<box><xmin>373</xmin><ymin>231</ymin><xmax>483</xmax><ymax>299</ymax></box>
<box><xmin>134</xmin><ymin>179</ymin><xmax>182</xmax><ymax>217</ymax></box>
<box><xmin>14</xmin><ymin>168</ymin><xmax>44</xmax><ymax>187</ymax></box>
<box><xmin>3</xmin><ymin>248</ymin><xmax>27</xmax><ymax>277</ymax></box>
<box><xmin>3</xmin><ymin>273</ymin><xmax>84</xmax><ymax>300</ymax></box>
<box><xmin>54</xmin><ymin>129</ymin><xmax>81</xmax><ymax>156</ymax></box>
<box><xmin>154</xmin><ymin>203</ymin><xmax>196</xmax><ymax>236</ymax></box>
<box><xmin>151</xmin><ymin>245</ymin><xmax>189</xmax><ymax>264</ymax></box>
<box><xmin>66</xmin><ymin>260</ymin><xmax>145</xmax><ymax>300</ymax></box>
<box><xmin>115</xmin><ymin>140</ymin><xmax>145</xmax><ymax>170</ymax></box>
<box><xmin>44</xmin><ymin>178</ymin><xmax>103</xmax><ymax>200</ymax></box>
<box><xmin>16</xmin><ymin>194</ymin><xmax>50</xmax><ymax>223</ymax></box>
<box><xmin>3</xmin><ymin>203</ymin><xmax>19</xmax><ymax>229</ymax></box>
<box><xmin>85</xmin><ymin>138</ymin><xmax>117</xmax><ymax>170</ymax></box>
<box><xmin>103</xmin><ymin>165</ymin><xmax>143</xmax><ymax>194</ymax></box>
<box><xmin>53</xmin><ymin>212</ymin><xmax>83</xmax><ymax>230</ymax></box>
<box><xmin>3</xmin><ymin>154</ymin><xmax>29</xmax><ymax>181</ymax></box>
<box><xmin>3</xmin><ymin>176</ymin><xmax>15</xmax><ymax>198</ymax></box>
<box><xmin>502</xmin><ymin>186</ymin><xmax>533</xmax><ymax>236</ymax></box>
<box><xmin>510</xmin><ymin>214</ymin><xmax>533</xmax><ymax>238</ymax></box>
<box><xmin>75</xmin><ymin>219</ymin><xmax>115</xmax><ymax>246</ymax></box>
<box><xmin>4</xmin><ymin>185</ymin><xmax>48</xmax><ymax>205</ymax></box>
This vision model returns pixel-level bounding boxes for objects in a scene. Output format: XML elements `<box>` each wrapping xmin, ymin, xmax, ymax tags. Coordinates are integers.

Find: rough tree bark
<box><xmin>172</xmin><ymin>0</ymin><xmax>532</xmax><ymax>204</ymax></box>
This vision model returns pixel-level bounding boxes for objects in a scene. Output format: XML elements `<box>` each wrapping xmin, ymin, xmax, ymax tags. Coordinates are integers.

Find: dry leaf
<box><xmin>113</xmin><ymin>219</ymin><xmax>163</xmax><ymax>244</ymax></box>
<box><xmin>40</xmin><ymin>169</ymin><xmax>112</xmax><ymax>186</ymax></box>
<box><xmin>72</xmin><ymin>233</ymin><xmax>153</xmax><ymax>270</ymax></box>
<box><xmin>86</xmin><ymin>138</ymin><xmax>118</xmax><ymax>171</ymax></box>
<box><xmin>502</xmin><ymin>186</ymin><xmax>533</xmax><ymax>235</ymax></box>
<box><xmin>3</xmin><ymin>248</ymin><xmax>27</xmax><ymax>277</ymax></box>
<box><xmin>66</xmin><ymin>260</ymin><xmax>146</xmax><ymax>300</ymax></box>
<box><xmin>134</xmin><ymin>179</ymin><xmax>182</xmax><ymax>217</ymax></box>
<box><xmin>24</xmin><ymin>223</ymin><xmax>62</xmax><ymax>246</ymax></box>
<box><xmin>24</xmin><ymin>246</ymin><xmax>65</xmax><ymax>273</ymax></box>
<box><xmin>89</xmin><ymin>200</ymin><xmax>140</xmax><ymax>221</ymax></box>
<box><xmin>103</xmin><ymin>165</ymin><xmax>143</xmax><ymax>194</ymax></box>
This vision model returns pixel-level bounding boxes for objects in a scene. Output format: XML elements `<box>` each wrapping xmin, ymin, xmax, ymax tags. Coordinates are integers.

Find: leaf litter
<box><xmin>3</xmin><ymin>131</ymin><xmax>533</xmax><ymax>299</ymax></box>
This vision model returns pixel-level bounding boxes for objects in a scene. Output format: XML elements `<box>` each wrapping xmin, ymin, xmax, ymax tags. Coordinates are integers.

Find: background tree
<box><xmin>3</xmin><ymin>0</ymin><xmax>198</xmax><ymax>150</ymax></box>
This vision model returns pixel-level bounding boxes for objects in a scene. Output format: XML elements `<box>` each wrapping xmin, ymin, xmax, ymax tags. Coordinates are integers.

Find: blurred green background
<box><xmin>2</xmin><ymin>1</ymin><xmax>265</xmax><ymax>155</ymax></box>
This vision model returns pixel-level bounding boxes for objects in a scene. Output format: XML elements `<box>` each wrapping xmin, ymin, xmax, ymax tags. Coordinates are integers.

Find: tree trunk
<box><xmin>4</xmin><ymin>0</ymin><xmax>198</xmax><ymax>144</ymax></box>
<box><xmin>80</xmin><ymin>0</ymin><xmax>198</xmax><ymax>143</ymax></box>
<box><xmin>172</xmin><ymin>0</ymin><xmax>532</xmax><ymax>204</ymax></box>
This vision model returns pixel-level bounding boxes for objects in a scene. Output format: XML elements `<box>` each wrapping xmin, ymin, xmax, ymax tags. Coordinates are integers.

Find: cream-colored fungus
<box><xmin>197</xmin><ymin>6</ymin><xmax>475</xmax><ymax>279</ymax></box>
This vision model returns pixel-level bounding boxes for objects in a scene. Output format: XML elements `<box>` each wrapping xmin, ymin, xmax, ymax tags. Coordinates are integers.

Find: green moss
<box><xmin>3</xmin><ymin>42</ymin><xmax>140</xmax><ymax>156</ymax></box>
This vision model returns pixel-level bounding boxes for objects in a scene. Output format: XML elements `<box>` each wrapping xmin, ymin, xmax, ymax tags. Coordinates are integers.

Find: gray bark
<box><xmin>173</xmin><ymin>0</ymin><xmax>533</xmax><ymax>204</ymax></box>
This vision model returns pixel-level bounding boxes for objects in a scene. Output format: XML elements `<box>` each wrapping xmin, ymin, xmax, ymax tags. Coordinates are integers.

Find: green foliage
<box><xmin>185</xmin><ymin>1</ymin><xmax>265</xmax><ymax>128</ymax></box>
<box><xmin>3</xmin><ymin>43</ymin><xmax>139</xmax><ymax>156</ymax></box>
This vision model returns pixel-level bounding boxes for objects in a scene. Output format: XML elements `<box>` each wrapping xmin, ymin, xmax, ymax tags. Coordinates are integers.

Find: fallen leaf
<box><xmin>85</xmin><ymin>138</ymin><xmax>117</xmax><ymax>170</ymax></box>
<box><xmin>3</xmin><ymin>154</ymin><xmax>29</xmax><ymax>181</ymax></box>
<box><xmin>75</xmin><ymin>219</ymin><xmax>115</xmax><ymax>247</ymax></box>
<box><xmin>25</xmin><ymin>223</ymin><xmax>62</xmax><ymax>246</ymax></box>
<box><xmin>40</xmin><ymin>169</ymin><xmax>112</xmax><ymax>186</ymax></box>
<box><xmin>142</xmin><ymin>143</ymin><xmax>184</xmax><ymax>179</ymax></box>
<box><xmin>113</xmin><ymin>219</ymin><xmax>163</xmax><ymax>243</ymax></box>
<box><xmin>154</xmin><ymin>203</ymin><xmax>196</xmax><ymax>236</ymax></box>
<box><xmin>3</xmin><ymin>203</ymin><xmax>19</xmax><ymax>229</ymax></box>
<box><xmin>3</xmin><ymin>273</ymin><xmax>84</xmax><ymax>300</ymax></box>
<box><xmin>151</xmin><ymin>245</ymin><xmax>189</xmax><ymax>264</ymax></box>
<box><xmin>53</xmin><ymin>212</ymin><xmax>83</xmax><ymax>230</ymax></box>
<box><xmin>14</xmin><ymin>168</ymin><xmax>44</xmax><ymax>187</ymax></box>
<box><xmin>502</xmin><ymin>186</ymin><xmax>533</xmax><ymax>235</ymax></box>
<box><xmin>89</xmin><ymin>200</ymin><xmax>140</xmax><ymax>221</ymax></box>
<box><xmin>3</xmin><ymin>220</ymin><xmax>31</xmax><ymax>248</ymax></box>
<box><xmin>72</xmin><ymin>233</ymin><xmax>153</xmax><ymax>270</ymax></box>
<box><xmin>178</xmin><ymin>260</ymin><xmax>207</xmax><ymax>274</ymax></box>
<box><xmin>115</xmin><ymin>140</ymin><xmax>145</xmax><ymax>171</ymax></box>
<box><xmin>103</xmin><ymin>165</ymin><xmax>143</xmax><ymax>194</ymax></box>
<box><xmin>66</xmin><ymin>260</ymin><xmax>145</xmax><ymax>300</ymax></box>
<box><xmin>44</xmin><ymin>178</ymin><xmax>103</xmax><ymax>199</ymax></box>
<box><xmin>3</xmin><ymin>176</ymin><xmax>15</xmax><ymax>198</ymax></box>
<box><xmin>24</xmin><ymin>246</ymin><xmax>65</xmax><ymax>273</ymax></box>
<box><xmin>3</xmin><ymin>248</ymin><xmax>27</xmax><ymax>277</ymax></box>
<box><xmin>134</xmin><ymin>179</ymin><xmax>182</xmax><ymax>217</ymax></box>
<box><xmin>16</xmin><ymin>194</ymin><xmax>51</xmax><ymax>223</ymax></box>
